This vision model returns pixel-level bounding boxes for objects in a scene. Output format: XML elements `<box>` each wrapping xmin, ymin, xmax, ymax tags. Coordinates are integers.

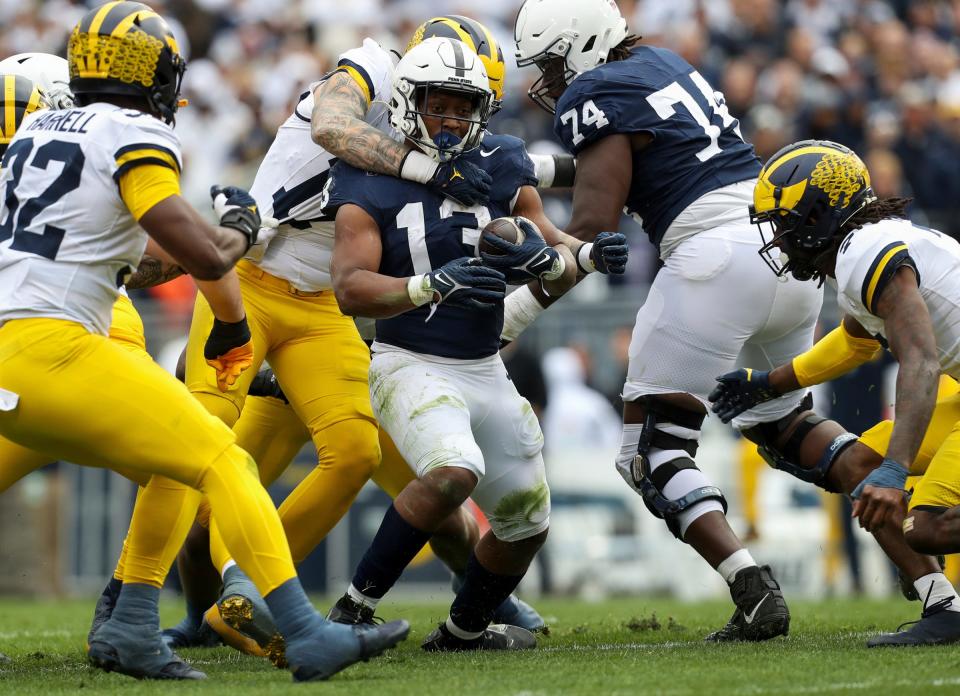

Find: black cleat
<box><xmin>290</xmin><ymin>619</ymin><xmax>409</xmax><ymax>682</ymax></box>
<box><xmin>868</xmin><ymin>595</ymin><xmax>960</xmax><ymax>647</ymax></box>
<box><xmin>326</xmin><ymin>594</ymin><xmax>379</xmax><ymax>626</ymax></box>
<box><xmin>705</xmin><ymin>565</ymin><xmax>790</xmax><ymax>642</ymax></box>
<box><xmin>421</xmin><ymin>623</ymin><xmax>537</xmax><ymax>652</ymax></box>
<box><xmin>898</xmin><ymin>555</ymin><xmax>947</xmax><ymax>602</ymax></box>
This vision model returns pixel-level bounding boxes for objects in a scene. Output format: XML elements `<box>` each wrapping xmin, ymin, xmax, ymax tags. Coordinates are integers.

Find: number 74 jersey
<box><xmin>554</xmin><ymin>45</ymin><xmax>761</xmax><ymax>250</ymax></box>
<box><xmin>0</xmin><ymin>103</ymin><xmax>179</xmax><ymax>335</ymax></box>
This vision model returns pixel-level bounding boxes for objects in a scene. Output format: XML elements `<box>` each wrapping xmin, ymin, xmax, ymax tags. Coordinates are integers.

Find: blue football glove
<box><xmin>210</xmin><ymin>185</ymin><xmax>260</xmax><ymax>250</ymax></box>
<box><xmin>591</xmin><ymin>232</ymin><xmax>629</xmax><ymax>274</ymax></box>
<box><xmin>424</xmin><ymin>257</ymin><xmax>506</xmax><ymax>310</ymax></box>
<box><xmin>480</xmin><ymin>217</ymin><xmax>563</xmax><ymax>284</ymax></box>
<box><xmin>851</xmin><ymin>458</ymin><xmax>909</xmax><ymax>500</ymax></box>
<box><xmin>708</xmin><ymin>368</ymin><xmax>781</xmax><ymax>423</ymax></box>
<box><xmin>429</xmin><ymin>158</ymin><xmax>492</xmax><ymax>207</ymax></box>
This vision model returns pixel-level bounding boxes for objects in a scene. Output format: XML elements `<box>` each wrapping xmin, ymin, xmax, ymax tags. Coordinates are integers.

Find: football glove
<box><xmin>414</xmin><ymin>257</ymin><xmax>506</xmax><ymax>311</ymax></box>
<box><xmin>204</xmin><ymin>317</ymin><xmax>254</xmax><ymax>392</ymax></box>
<box><xmin>428</xmin><ymin>159</ymin><xmax>492</xmax><ymax>207</ymax></box>
<box><xmin>708</xmin><ymin>368</ymin><xmax>780</xmax><ymax>423</ymax></box>
<box><xmin>591</xmin><ymin>232</ymin><xmax>629</xmax><ymax>274</ymax></box>
<box><xmin>480</xmin><ymin>217</ymin><xmax>563</xmax><ymax>284</ymax></box>
<box><xmin>248</xmin><ymin>367</ymin><xmax>288</xmax><ymax>403</ymax></box>
<box><xmin>211</xmin><ymin>185</ymin><xmax>261</xmax><ymax>251</ymax></box>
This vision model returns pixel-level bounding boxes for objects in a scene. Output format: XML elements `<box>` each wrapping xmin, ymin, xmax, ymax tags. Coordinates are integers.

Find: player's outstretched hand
<box><xmin>204</xmin><ymin>317</ymin><xmax>254</xmax><ymax>392</ymax></box>
<box><xmin>426</xmin><ymin>257</ymin><xmax>506</xmax><ymax>310</ymax></box>
<box><xmin>210</xmin><ymin>185</ymin><xmax>261</xmax><ymax>250</ymax></box>
<box><xmin>709</xmin><ymin>368</ymin><xmax>780</xmax><ymax>422</ymax></box>
<box><xmin>851</xmin><ymin>457</ymin><xmax>909</xmax><ymax>532</ymax></box>
<box><xmin>429</xmin><ymin>159</ymin><xmax>492</xmax><ymax>207</ymax></box>
<box><xmin>481</xmin><ymin>217</ymin><xmax>562</xmax><ymax>284</ymax></box>
<box><xmin>591</xmin><ymin>232</ymin><xmax>629</xmax><ymax>274</ymax></box>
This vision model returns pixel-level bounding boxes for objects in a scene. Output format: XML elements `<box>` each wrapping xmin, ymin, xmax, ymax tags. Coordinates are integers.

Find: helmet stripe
<box><xmin>25</xmin><ymin>82</ymin><xmax>43</xmax><ymax>115</ymax></box>
<box><xmin>109</xmin><ymin>8</ymin><xmax>160</xmax><ymax>38</ymax></box>
<box><xmin>86</xmin><ymin>2</ymin><xmax>118</xmax><ymax>64</ymax></box>
<box><xmin>449</xmin><ymin>38</ymin><xmax>467</xmax><ymax>77</ymax></box>
<box><xmin>3</xmin><ymin>75</ymin><xmax>15</xmax><ymax>141</ymax></box>
<box><xmin>444</xmin><ymin>16</ymin><xmax>488</xmax><ymax>56</ymax></box>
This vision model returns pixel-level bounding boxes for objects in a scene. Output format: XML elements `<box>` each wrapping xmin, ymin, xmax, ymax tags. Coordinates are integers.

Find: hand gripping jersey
<box><xmin>325</xmin><ymin>133</ymin><xmax>536</xmax><ymax>360</ymax></box>
<box><xmin>553</xmin><ymin>46</ymin><xmax>760</xmax><ymax>250</ymax></box>
<box><xmin>250</xmin><ymin>38</ymin><xmax>397</xmax><ymax>292</ymax></box>
<box><xmin>0</xmin><ymin>103</ymin><xmax>181</xmax><ymax>334</ymax></box>
<box><xmin>834</xmin><ymin>219</ymin><xmax>960</xmax><ymax>378</ymax></box>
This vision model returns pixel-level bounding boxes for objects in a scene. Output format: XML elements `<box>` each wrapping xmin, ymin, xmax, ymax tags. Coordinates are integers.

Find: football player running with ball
<box><xmin>514</xmin><ymin>0</ymin><xmax>825</xmax><ymax>641</ymax></box>
<box><xmin>0</xmin><ymin>0</ymin><xmax>407</xmax><ymax>681</ymax></box>
<box><xmin>709</xmin><ymin>140</ymin><xmax>960</xmax><ymax>646</ymax></box>
<box><xmin>326</xmin><ymin>38</ymin><xmax>577</xmax><ymax>651</ymax></box>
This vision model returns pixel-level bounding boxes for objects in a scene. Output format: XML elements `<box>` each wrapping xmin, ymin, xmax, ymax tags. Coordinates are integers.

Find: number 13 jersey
<box><xmin>553</xmin><ymin>46</ymin><xmax>760</xmax><ymax>252</ymax></box>
<box><xmin>0</xmin><ymin>103</ymin><xmax>181</xmax><ymax>335</ymax></box>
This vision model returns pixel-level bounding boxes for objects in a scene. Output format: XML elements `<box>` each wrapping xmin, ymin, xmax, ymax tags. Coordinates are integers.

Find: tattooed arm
<box><xmin>311</xmin><ymin>71</ymin><xmax>410</xmax><ymax>176</ymax></box>
<box><xmin>125</xmin><ymin>238</ymin><xmax>184</xmax><ymax>289</ymax></box>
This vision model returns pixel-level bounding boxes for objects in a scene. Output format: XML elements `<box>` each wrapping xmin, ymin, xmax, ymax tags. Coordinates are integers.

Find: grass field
<box><xmin>0</xmin><ymin>595</ymin><xmax>958</xmax><ymax>694</ymax></box>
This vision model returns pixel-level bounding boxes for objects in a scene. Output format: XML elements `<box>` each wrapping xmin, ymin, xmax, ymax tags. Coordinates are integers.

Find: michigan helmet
<box><xmin>407</xmin><ymin>15</ymin><xmax>505</xmax><ymax>113</ymax></box>
<box><xmin>0</xmin><ymin>53</ymin><xmax>74</xmax><ymax>109</ymax></box>
<box><xmin>0</xmin><ymin>73</ymin><xmax>48</xmax><ymax>159</ymax></box>
<box><xmin>389</xmin><ymin>38</ymin><xmax>493</xmax><ymax>163</ymax></box>
<box><xmin>67</xmin><ymin>1</ymin><xmax>185</xmax><ymax>124</ymax></box>
<box><xmin>752</xmin><ymin>140</ymin><xmax>876</xmax><ymax>283</ymax></box>
<box><xmin>515</xmin><ymin>0</ymin><xmax>628</xmax><ymax>114</ymax></box>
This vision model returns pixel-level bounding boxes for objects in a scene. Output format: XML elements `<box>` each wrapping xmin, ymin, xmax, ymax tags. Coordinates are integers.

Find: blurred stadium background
<box><xmin>2</xmin><ymin>0</ymin><xmax>958</xmax><ymax>603</ymax></box>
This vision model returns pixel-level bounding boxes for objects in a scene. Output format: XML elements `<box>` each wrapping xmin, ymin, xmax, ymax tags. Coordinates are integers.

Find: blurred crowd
<box><xmin>6</xmin><ymin>0</ymin><xmax>960</xmax><ymax>248</ymax></box>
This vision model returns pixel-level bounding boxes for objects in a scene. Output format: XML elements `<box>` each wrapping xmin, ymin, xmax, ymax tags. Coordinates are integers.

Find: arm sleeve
<box><xmin>118</xmin><ymin>163</ymin><xmax>180</xmax><ymax>221</ymax></box>
<box><xmin>792</xmin><ymin>323</ymin><xmax>883</xmax><ymax>388</ymax></box>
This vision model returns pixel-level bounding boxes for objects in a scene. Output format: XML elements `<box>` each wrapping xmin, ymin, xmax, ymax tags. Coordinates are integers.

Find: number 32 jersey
<box><xmin>554</xmin><ymin>46</ymin><xmax>760</xmax><ymax>250</ymax></box>
<box><xmin>325</xmin><ymin>133</ymin><xmax>536</xmax><ymax>360</ymax></box>
<box><xmin>0</xmin><ymin>103</ymin><xmax>181</xmax><ymax>335</ymax></box>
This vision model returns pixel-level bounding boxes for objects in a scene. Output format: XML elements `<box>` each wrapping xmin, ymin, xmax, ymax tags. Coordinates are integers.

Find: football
<box><xmin>478</xmin><ymin>216</ymin><xmax>526</xmax><ymax>256</ymax></box>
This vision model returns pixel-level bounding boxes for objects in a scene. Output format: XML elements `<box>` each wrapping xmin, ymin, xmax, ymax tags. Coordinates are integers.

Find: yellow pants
<box><xmin>0</xmin><ymin>312</ymin><xmax>297</xmax><ymax>595</ymax></box>
<box><xmin>185</xmin><ymin>261</ymin><xmax>381</xmax><ymax>570</ymax></box>
<box><xmin>858</xmin><ymin>377</ymin><xmax>960</xmax><ymax>509</ymax></box>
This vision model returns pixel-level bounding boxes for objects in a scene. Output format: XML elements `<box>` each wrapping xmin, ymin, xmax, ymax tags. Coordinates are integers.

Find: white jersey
<box><xmin>0</xmin><ymin>103</ymin><xmax>181</xmax><ymax>335</ymax></box>
<box><xmin>835</xmin><ymin>218</ymin><xmax>960</xmax><ymax>378</ymax></box>
<box><xmin>250</xmin><ymin>38</ymin><xmax>398</xmax><ymax>292</ymax></box>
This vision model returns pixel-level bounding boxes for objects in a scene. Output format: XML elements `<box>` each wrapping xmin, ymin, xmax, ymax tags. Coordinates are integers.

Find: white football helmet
<box><xmin>389</xmin><ymin>37</ymin><xmax>493</xmax><ymax>163</ymax></box>
<box><xmin>0</xmin><ymin>53</ymin><xmax>74</xmax><ymax>109</ymax></box>
<box><xmin>514</xmin><ymin>0</ymin><xmax>628</xmax><ymax>113</ymax></box>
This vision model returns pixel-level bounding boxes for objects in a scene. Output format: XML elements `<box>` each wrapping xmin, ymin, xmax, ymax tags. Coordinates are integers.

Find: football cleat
<box><xmin>421</xmin><ymin>623</ymin><xmax>537</xmax><ymax>652</ymax></box>
<box><xmin>704</xmin><ymin>565</ymin><xmax>790</xmax><ymax>642</ymax></box>
<box><xmin>210</xmin><ymin>572</ymin><xmax>286</xmax><ymax>668</ymax></box>
<box><xmin>288</xmin><ymin>619</ymin><xmax>410</xmax><ymax>682</ymax></box>
<box><xmin>452</xmin><ymin>574</ymin><xmax>546</xmax><ymax>633</ymax></box>
<box><xmin>161</xmin><ymin>615</ymin><xmax>222</xmax><ymax>650</ymax></box>
<box><xmin>326</xmin><ymin>594</ymin><xmax>380</xmax><ymax>626</ymax></box>
<box><xmin>898</xmin><ymin>555</ymin><xmax>947</xmax><ymax>602</ymax></box>
<box><xmin>88</xmin><ymin>617</ymin><xmax>206</xmax><ymax>680</ymax></box>
<box><xmin>868</xmin><ymin>595</ymin><xmax>960</xmax><ymax>647</ymax></box>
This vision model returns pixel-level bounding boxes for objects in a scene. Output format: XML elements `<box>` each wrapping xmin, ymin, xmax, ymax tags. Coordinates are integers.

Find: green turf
<box><xmin>0</xmin><ymin>595</ymin><xmax>958</xmax><ymax>694</ymax></box>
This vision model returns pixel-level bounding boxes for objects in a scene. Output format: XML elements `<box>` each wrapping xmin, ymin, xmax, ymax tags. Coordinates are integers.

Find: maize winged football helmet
<box><xmin>0</xmin><ymin>73</ymin><xmax>47</xmax><ymax>158</ymax></box>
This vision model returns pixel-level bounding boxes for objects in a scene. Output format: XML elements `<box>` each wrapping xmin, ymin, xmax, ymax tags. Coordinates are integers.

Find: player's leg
<box><xmin>422</xmin><ymin>359</ymin><xmax>548</xmax><ymax>651</ymax></box>
<box><xmin>329</xmin><ymin>349</ymin><xmax>482</xmax><ymax>623</ymax></box>
<box><xmin>0</xmin><ymin>319</ymin><xmax>408</xmax><ymax>681</ymax></box>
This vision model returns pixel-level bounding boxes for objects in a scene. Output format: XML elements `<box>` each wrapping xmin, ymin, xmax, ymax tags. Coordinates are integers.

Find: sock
<box><xmin>110</xmin><ymin>583</ymin><xmax>161</xmax><ymax>628</ymax></box>
<box><xmin>448</xmin><ymin>553</ymin><xmax>525</xmax><ymax>635</ymax></box>
<box><xmin>350</xmin><ymin>504</ymin><xmax>432</xmax><ymax>600</ymax></box>
<box><xmin>347</xmin><ymin>583</ymin><xmax>380</xmax><ymax>610</ymax></box>
<box><xmin>914</xmin><ymin>573</ymin><xmax>960</xmax><ymax>613</ymax></box>
<box><xmin>716</xmin><ymin>549</ymin><xmax>756</xmax><ymax>585</ymax></box>
<box><xmin>264</xmin><ymin>577</ymin><xmax>319</xmax><ymax>641</ymax></box>
<box><xmin>222</xmin><ymin>563</ymin><xmax>243</xmax><ymax>587</ymax></box>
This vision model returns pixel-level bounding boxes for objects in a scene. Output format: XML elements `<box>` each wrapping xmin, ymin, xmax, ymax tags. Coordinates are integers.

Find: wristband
<box><xmin>400</xmin><ymin>150</ymin><xmax>439</xmax><ymax>185</ymax></box>
<box><xmin>576</xmin><ymin>243</ymin><xmax>596</xmax><ymax>274</ymax></box>
<box><xmin>407</xmin><ymin>274</ymin><xmax>435</xmax><ymax>306</ymax></box>
<box><xmin>530</xmin><ymin>153</ymin><xmax>556</xmax><ymax>188</ymax></box>
<box><xmin>501</xmin><ymin>285</ymin><xmax>546</xmax><ymax>342</ymax></box>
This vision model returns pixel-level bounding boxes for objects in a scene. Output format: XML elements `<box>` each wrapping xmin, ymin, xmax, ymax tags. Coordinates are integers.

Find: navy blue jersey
<box><xmin>554</xmin><ymin>46</ymin><xmax>761</xmax><ymax>249</ymax></box>
<box><xmin>325</xmin><ymin>133</ymin><xmax>536</xmax><ymax>359</ymax></box>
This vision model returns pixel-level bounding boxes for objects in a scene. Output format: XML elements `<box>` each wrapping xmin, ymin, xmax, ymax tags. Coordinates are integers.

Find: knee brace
<box><xmin>741</xmin><ymin>393</ymin><xmax>855</xmax><ymax>492</ymax></box>
<box><xmin>622</xmin><ymin>396</ymin><xmax>727</xmax><ymax>539</ymax></box>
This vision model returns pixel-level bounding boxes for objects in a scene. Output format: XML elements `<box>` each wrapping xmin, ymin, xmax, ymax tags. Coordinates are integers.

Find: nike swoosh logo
<box><xmin>744</xmin><ymin>593</ymin><xmax>771</xmax><ymax>624</ymax></box>
<box><xmin>480</xmin><ymin>147</ymin><xmax>501</xmax><ymax>157</ymax></box>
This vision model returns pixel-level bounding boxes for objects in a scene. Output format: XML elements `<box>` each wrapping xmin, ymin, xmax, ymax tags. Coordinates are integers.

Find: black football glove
<box><xmin>480</xmin><ymin>217</ymin><xmax>563</xmax><ymax>284</ymax></box>
<box><xmin>422</xmin><ymin>257</ymin><xmax>506</xmax><ymax>310</ymax></box>
<box><xmin>428</xmin><ymin>159</ymin><xmax>492</xmax><ymax>207</ymax></box>
<box><xmin>708</xmin><ymin>368</ymin><xmax>780</xmax><ymax>423</ymax></box>
<box><xmin>211</xmin><ymin>185</ymin><xmax>260</xmax><ymax>250</ymax></box>
<box><xmin>248</xmin><ymin>367</ymin><xmax>288</xmax><ymax>403</ymax></box>
<box><xmin>591</xmin><ymin>231</ymin><xmax>629</xmax><ymax>274</ymax></box>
